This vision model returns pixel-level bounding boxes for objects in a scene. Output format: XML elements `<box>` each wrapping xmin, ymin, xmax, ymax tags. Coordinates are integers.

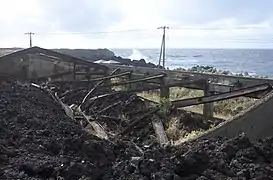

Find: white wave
<box><xmin>248</xmin><ymin>72</ymin><xmax>257</xmax><ymax>76</ymax></box>
<box><xmin>128</xmin><ymin>49</ymin><xmax>148</xmax><ymax>60</ymax></box>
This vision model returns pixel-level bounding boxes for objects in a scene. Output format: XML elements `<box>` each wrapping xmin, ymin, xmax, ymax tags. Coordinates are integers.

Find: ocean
<box><xmin>111</xmin><ymin>48</ymin><xmax>273</xmax><ymax>78</ymax></box>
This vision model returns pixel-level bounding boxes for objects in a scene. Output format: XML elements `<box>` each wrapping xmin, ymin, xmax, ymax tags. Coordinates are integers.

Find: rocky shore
<box><xmin>176</xmin><ymin>65</ymin><xmax>269</xmax><ymax>79</ymax></box>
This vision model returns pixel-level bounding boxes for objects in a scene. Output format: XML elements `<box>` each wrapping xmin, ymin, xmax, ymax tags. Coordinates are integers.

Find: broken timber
<box><xmin>77</xmin><ymin>106</ymin><xmax>109</xmax><ymax>140</ymax></box>
<box><xmin>105</xmin><ymin>64</ymin><xmax>273</xmax><ymax>98</ymax></box>
<box><xmin>105</xmin><ymin>73</ymin><xmax>166</xmax><ymax>87</ymax></box>
<box><xmin>120</xmin><ymin>108</ymin><xmax>160</xmax><ymax>135</ymax></box>
<box><xmin>152</xmin><ymin>118</ymin><xmax>169</xmax><ymax>146</ymax></box>
<box><xmin>80</xmin><ymin>69</ymin><xmax>120</xmax><ymax>106</ymax></box>
<box><xmin>50</xmin><ymin>87</ymin><xmax>109</xmax><ymax>140</ymax></box>
<box><xmin>172</xmin><ymin>84</ymin><xmax>272</xmax><ymax>108</ymax></box>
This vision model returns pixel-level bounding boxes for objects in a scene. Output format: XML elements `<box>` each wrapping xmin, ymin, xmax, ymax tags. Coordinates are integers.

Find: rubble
<box><xmin>1</xmin><ymin>82</ymin><xmax>273</xmax><ymax>179</ymax></box>
<box><xmin>54</xmin><ymin>83</ymin><xmax>161</xmax><ymax>145</ymax></box>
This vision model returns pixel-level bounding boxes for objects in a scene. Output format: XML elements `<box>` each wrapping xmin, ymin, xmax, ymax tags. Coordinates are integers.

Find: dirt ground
<box><xmin>1</xmin><ymin>82</ymin><xmax>273</xmax><ymax>179</ymax></box>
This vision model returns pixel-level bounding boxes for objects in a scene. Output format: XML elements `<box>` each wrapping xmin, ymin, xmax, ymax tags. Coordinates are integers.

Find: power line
<box><xmin>35</xmin><ymin>29</ymin><xmax>153</xmax><ymax>36</ymax></box>
<box><xmin>20</xmin><ymin>27</ymin><xmax>273</xmax><ymax>49</ymax></box>
<box><xmin>25</xmin><ymin>32</ymin><xmax>35</xmax><ymax>47</ymax></box>
<box><xmin>170</xmin><ymin>26</ymin><xmax>267</xmax><ymax>31</ymax></box>
<box><xmin>31</xmin><ymin>26</ymin><xmax>270</xmax><ymax>37</ymax></box>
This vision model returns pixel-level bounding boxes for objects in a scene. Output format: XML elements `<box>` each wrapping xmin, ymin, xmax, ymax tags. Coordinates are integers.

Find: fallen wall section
<box><xmin>199</xmin><ymin>92</ymin><xmax>273</xmax><ymax>141</ymax></box>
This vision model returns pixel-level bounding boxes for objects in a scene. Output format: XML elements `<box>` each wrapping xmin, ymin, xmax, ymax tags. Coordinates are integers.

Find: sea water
<box><xmin>112</xmin><ymin>48</ymin><xmax>273</xmax><ymax>78</ymax></box>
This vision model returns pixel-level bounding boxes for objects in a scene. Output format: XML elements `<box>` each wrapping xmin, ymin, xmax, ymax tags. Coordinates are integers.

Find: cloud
<box><xmin>0</xmin><ymin>0</ymin><xmax>273</xmax><ymax>48</ymax></box>
<box><xmin>38</xmin><ymin>0</ymin><xmax>123</xmax><ymax>32</ymax></box>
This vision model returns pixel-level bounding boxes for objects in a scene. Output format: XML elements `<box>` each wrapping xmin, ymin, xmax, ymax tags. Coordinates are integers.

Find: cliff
<box><xmin>53</xmin><ymin>49</ymin><xmax>159</xmax><ymax>68</ymax></box>
<box><xmin>54</xmin><ymin>48</ymin><xmax>115</xmax><ymax>61</ymax></box>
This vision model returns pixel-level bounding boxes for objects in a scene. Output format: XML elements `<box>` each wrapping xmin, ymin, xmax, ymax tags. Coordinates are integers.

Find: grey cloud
<box><xmin>39</xmin><ymin>0</ymin><xmax>123</xmax><ymax>32</ymax></box>
<box><xmin>164</xmin><ymin>0</ymin><xmax>273</xmax><ymax>25</ymax></box>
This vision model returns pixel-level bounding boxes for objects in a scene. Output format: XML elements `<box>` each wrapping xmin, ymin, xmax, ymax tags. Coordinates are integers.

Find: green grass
<box><xmin>138</xmin><ymin>87</ymin><xmax>256</xmax><ymax>119</ymax></box>
<box><xmin>110</xmin><ymin>71</ymin><xmax>260</xmax><ymax>143</ymax></box>
<box><xmin>150</xmin><ymin>87</ymin><xmax>256</xmax><ymax>144</ymax></box>
<box><xmin>164</xmin><ymin>116</ymin><xmax>207</xmax><ymax>145</ymax></box>
<box><xmin>111</xmin><ymin>79</ymin><xmax>257</xmax><ymax>143</ymax></box>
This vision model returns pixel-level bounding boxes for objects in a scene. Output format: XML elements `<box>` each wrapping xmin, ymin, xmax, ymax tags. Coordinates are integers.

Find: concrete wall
<box><xmin>0</xmin><ymin>57</ymin><xmax>22</xmax><ymax>75</ymax></box>
<box><xmin>0</xmin><ymin>55</ymin><xmax>78</xmax><ymax>81</ymax></box>
<box><xmin>28</xmin><ymin>55</ymin><xmax>72</xmax><ymax>79</ymax></box>
<box><xmin>199</xmin><ymin>92</ymin><xmax>273</xmax><ymax>141</ymax></box>
<box><xmin>0</xmin><ymin>55</ymin><xmax>105</xmax><ymax>82</ymax></box>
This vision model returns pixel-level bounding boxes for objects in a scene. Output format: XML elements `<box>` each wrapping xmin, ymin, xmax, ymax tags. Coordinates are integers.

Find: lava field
<box><xmin>1</xmin><ymin>82</ymin><xmax>273</xmax><ymax>180</ymax></box>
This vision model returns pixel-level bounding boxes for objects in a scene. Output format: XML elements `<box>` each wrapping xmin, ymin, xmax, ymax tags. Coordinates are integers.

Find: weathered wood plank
<box><xmin>106</xmin><ymin>64</ymin><xmax>273</xmax><ymax>86</ymax></box>
<box><xmin>91</xmin><ymin>71</ymin><xmax>131</xmax><ymax>82</ymax></box>
<box><xmin>172</xmin><ymin>84</ymin><xmax>272</xmax><ymax>108</ymax></box>
<box><xmin>105</xmin><ymin>74</ymin><xmax>165</xmax><ymax>87</ymax></box>
<box><xmin>152</xmin><ymin>119</ymin><xmax>169</xmax><ymax>146</ymax></box>
<box><xmin>106</xmin><ymin>64</ymin><xmax>273</xmax><ymax>98</ymax></box>
<box><xmin>74</xmin><ymin>72</ymin><xmax>106</xmax><ymax>76</ymax></box>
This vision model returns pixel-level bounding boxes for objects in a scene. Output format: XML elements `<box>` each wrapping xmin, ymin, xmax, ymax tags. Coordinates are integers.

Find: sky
<box><xmin>1</xmin><ymin>0</ymin><xmax>273</xmax><ymax>49</ymax></box>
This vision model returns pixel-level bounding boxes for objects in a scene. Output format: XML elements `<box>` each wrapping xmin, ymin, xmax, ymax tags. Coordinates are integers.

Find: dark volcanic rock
<box><xmin>111</xmin><ymin>56</ymin><xmax>159</xmax><ymax>68</ymax></box>
<box><xmin>1</xmin><ymin>82</ymin><xmax>273</xmax><ymax>179</ymax></box>
<box><xmin>0</xmin><ymin>83</ymin><xmax>115</xmax><ymax>179</ymax></box>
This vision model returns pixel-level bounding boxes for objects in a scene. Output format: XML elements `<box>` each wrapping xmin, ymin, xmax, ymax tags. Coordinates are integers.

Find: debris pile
<box><xmin>1</xmin><ymin>82</ymin><xmax>273</xmax><ymax>179</ymax></box>
<box><xmin>81</xmin><ymin>92</ymin><xmax>156</xmax><ymax>139</ymax></box>
<box><xmin>51</xmin><ymin>82</ymin><xmax>222</xmax><ymax>143</ymax></box>
<box><xmin>0</xmin><ymin>83</ymin><xmax>115</xmax><ymax>179</ymax></box>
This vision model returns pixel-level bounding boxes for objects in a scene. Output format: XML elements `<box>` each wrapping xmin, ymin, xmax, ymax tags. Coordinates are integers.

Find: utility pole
<box><xmin>25</xmin><ymin>32</ymin><xmax>35</xmax><ymax>47</ymax></box>
<box><xmin>158</xmin><ymin>26</ymin><xmax>169</xmax><ymax>69</ymax></box>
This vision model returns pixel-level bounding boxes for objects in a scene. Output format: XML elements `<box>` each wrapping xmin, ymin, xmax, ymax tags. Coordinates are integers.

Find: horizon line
<box><xmin>1</xmin><ymin>47</ymin><xmax>273</xmax><ymax>50</ymax></box>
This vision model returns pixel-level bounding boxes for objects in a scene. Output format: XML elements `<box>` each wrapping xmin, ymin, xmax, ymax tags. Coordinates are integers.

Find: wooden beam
<box><xmin>104</xmin><ymin>74</ymin><xmax>165</xmax><ymax>87</ymax></box>
<box><xmin>106</xmin><ymin>64</ymin><xmax>273</xmax><ymax>98</ymax></box>
<box><xmin>90</xmin><ymin>71</ymin><xmax>131</xmax><ymax>82</ymax></box>
<box><xmin>106</xmin><ymin>64</ymin><xmax>193</xmax><ymax>81</ymax></box>
<box><xmin>120</xmin><ymin>108</ymin><xmax>160</xmax><ymax>135</ymax></box>
<box><xmin>209</xmin><ymin>83</ymin><xmax>267</xmax><ymax>99</ymax></box>
<box><xmin>74</xmin><ymin>72</ymin><xmax>105</xmax><ymax>76</ymax></box>
<box><xmin>54</xmin><ymin>92</ymin><xmax>74</xmax><ymax>119</ymax></box>
<box><xmin>106</xmin><ymin>64</ymin><xmax>273</xmax><ymax>86</ymax></box>
<box><xmin>110</xmin><ymin>80</ymin><xmax>204</xmax><ymax>93</ymax></box>
<box><xmin>172</xmin><ymin>84</ymin><xmax>272</xmax><ymax>108</ymax></box>
<box><xmin>152</xmin><ymin>119</ymin><xmax>169</xmax><ymax>146</ymax></box>
<box><xmin>49</xmin><ymin>81</ymin><xmax>94</xmax><ymax>87</ymax></box>
<box><xmin>80</xmin><ymin>69</ymin><xmax>120</xmax><ymax>107</ymax></box>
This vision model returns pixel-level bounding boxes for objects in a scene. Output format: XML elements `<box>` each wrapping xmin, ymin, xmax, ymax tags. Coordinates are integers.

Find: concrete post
<box><xmin>73</xmin><ymin>63</ymin><xmax>76</xmax><ymax>80</ymax></box>
<box><xmin>85</xmin><ymin>67</ymin><xmax>91</xmax><ymax>81</ymax></box>
<box><xmin>203</xmin><ymin>82</ymin><xmax>214</xmax><ymax>120</ymax></box>
<box><xmin>103</xmin><ymin>69</ymin><xmax>111</xmax><ymax>90</ymax></box>
<box><xmin>160</xmin><ymin>76</ymin><xmax>170</xmax><ymax>99</ymax></box>
<box><xmin>127</xmin><ymin>73</ymin><xmax>132</xmax><ymax>91</ymax></box>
